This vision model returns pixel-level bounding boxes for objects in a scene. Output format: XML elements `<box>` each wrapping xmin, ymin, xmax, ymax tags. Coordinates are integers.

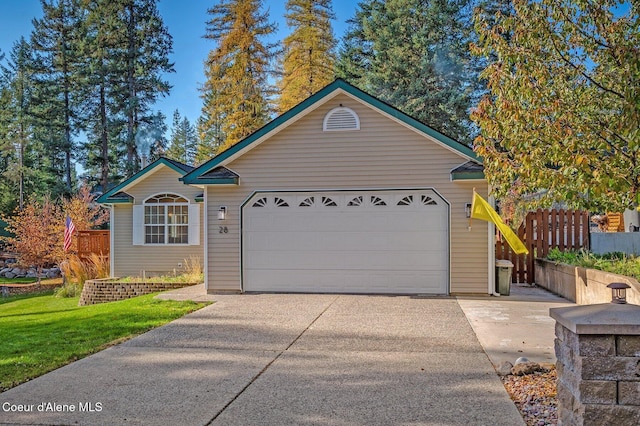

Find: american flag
<box><xmin>64</xmin><ymin>215</ymin><xmax>76</xmax><ymax>252</ymax></box>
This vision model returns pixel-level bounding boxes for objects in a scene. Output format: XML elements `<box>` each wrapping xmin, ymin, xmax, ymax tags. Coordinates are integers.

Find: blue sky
<box><xmin>0</xmin><ymin>0</ymin><xmax>359</xmax><ymax>132</ymax></box>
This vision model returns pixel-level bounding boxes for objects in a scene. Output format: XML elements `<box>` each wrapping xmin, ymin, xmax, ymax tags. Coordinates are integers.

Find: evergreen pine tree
<box><xmin>337</xmin><ymin>0</ymin><xmax>480</xmax><ymax>145</ymax></box>
<box><xmin>78</xmin><ymin>0</ymin><xmax>173</xmax><ymax>190</ymax></box>
<box><xmin>196</xmin><ymin>91</ymin><xmax>224</xmax><ymax>164</ymax></box>
<box><xmin>30</xmin><ymin>0</ymin><xmax>85</xmax><ymax>192</ymax></box>
<box><xmin>200</xmin><ymin>0</ymin><xmax>278</xmax><ymax>151</ymax></box>
<box><xmin>0</xmin><ymin>38</ymin><xmax>36</xmax><ymax>211</ymax></box>
<box><xmin>278</xmin><ymin>0</ymin><xmax>337</xmax><ymax>113</ymax></box>
<box><xmin>116</xmin><ymin>0</ymin><xmax>174</xmax><ymax>176</ymax></box>
<box><xmin>166</xmin><ymin>110</ymin><xmax>198</xmax><ymax>165</ymax></box>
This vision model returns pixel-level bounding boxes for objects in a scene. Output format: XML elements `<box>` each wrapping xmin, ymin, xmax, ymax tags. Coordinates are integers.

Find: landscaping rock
<box><xmin>496</xmin><ymin>361</ymin><xmax>514</xmax><ymax>376</ymax></box>
<box><xmin>4</xmin><ymin>272</ymin><xmax>15</xmax><ymax>279</ymax></box>
<box><xmin>512</xmin><ymin>362</ymin><xmax>545</xmax><ymax>376</ymax></box>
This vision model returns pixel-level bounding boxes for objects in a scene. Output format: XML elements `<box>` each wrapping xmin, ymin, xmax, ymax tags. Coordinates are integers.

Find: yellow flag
<box><xmin>471</xmin><ymin>192</ymin><xmax>529</xmax><ymax>255</ymax></box>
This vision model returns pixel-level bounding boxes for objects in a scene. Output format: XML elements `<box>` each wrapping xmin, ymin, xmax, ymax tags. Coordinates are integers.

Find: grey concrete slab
<box><xmin>295</xmin><ymin>296</ymin><xmax>483</xmax><ymax>353</ymax></box>
<box><xmin>124</xmin><ymin>294</ymin><xmax>337</xmax><ymax>351</ymax></box>
<box><xmin>0</xmin><ymin>345</ymin><xmax>276</xmax><ymax>426</ymax></box>
<box><xmin>457</xmin><ymin>283</ymin><xmax>574</xmax><ymax>367</ymax></box>
<box><xmin>1</xmin><ymin>293</ymin><xmax>525</xmax><ymax>426</ymax></box>
<box><xmin>212</xmin><ymin>350</ymin><xmax>522</xmax><ymax>426</ymax></box>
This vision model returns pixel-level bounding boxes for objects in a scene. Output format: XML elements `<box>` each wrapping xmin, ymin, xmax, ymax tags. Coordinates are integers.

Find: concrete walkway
<box><xmin>0</xmin><ymin>292</ymin><xmax>525</xmax><ymax>425</ymax></box>
<box><xmin>458</xmin><ymin>283</ymin><xmax>574</xmax><ymax>367</ymax></box>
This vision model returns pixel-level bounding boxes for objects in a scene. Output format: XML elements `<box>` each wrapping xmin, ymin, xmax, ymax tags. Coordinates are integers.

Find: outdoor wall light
<box><xmin>217</xmin><ymin>206</ymin><xmax>227</xmax><ymax>221</ymax></box>
<box><xmin>465</xmin><ymin>203</ymin><xmax>472</xmax><ymax>218</ymax></box>
<box><xmin>607</xmin><ymin>282</ymin><xmax>630</xmax><ymax>304</ymax></box>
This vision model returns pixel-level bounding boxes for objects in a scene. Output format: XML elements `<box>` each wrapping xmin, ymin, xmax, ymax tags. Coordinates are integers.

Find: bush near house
<box><xmin>546</xmin><ymin>248</ymin><xmax>640</xmax><ymax>281</ymax></box>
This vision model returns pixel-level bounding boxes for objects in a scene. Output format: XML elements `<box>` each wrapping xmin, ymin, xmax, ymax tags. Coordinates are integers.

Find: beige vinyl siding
<box><xmin>206</xmin><ymin>93</ymin><xmax>489</xmax><ymax>293</ymax></box>
<box><xmin>112</xmin><ymin>165</ymin><xmax>204</xmax><ymax>277</ymax></box>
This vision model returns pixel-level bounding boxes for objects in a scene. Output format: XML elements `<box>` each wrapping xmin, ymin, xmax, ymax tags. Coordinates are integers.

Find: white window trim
<box><xmin>132</xmin><ymin>193</ymin><xmax>199</xmax><ymax>246</ymax></box>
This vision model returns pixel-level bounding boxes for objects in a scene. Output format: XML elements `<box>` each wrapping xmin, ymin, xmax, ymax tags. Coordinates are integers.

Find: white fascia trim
<box><xmin>203</xmin><ymin>187</ymin><xmax>209</xmax><ymax>292</ymax></box>
<box><xmin>110</xmin><ymin>205</ymin><xmax>115</xmax><ymax>277</ymax></box>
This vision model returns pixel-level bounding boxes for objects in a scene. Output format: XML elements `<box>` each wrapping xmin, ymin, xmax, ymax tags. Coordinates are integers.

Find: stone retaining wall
<box><xmin>551</xmin><ymin>304</ymin><xmax>640</xmax><ymax>425</ymax></box>
<box><xmin>535</xmin><ymin>259</ymin><xmax>640</xmax><ymax>305</ymax></box>
<box><xmin>79</xmin><ymin>279</ymin><xmax>199</xmax><ymax>306</ymax></box>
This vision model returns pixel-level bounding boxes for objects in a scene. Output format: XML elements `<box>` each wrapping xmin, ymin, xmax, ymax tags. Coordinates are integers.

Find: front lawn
<box><xmin>0</xmin><ymin>292</ymin><xmax>209</xmax><ymax>391</ymax></box>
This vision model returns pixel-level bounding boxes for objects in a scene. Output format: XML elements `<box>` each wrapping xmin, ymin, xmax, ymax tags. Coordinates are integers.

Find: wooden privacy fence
<box><xmin>77</xmin><ymin>230</ymin><xmax>110</xmax><ymax>262</ymax></box>
<box><xmin>496</xmin><ymin>209</ymin><xmax>590</xmax><ymax>284</ymax></box>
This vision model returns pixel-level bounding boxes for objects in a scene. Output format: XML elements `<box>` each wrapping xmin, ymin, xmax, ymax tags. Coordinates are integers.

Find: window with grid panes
<box><xmin>143</xmin><ymin>194</ymin><xmax>189</xmax><ymax>244</ymax></box>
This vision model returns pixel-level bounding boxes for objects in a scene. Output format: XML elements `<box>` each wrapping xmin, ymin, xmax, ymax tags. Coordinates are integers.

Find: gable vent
<box><xmin>323</xmin><ymin>107</ymin><xmax>360</xmax><ymax>131</ymax></box>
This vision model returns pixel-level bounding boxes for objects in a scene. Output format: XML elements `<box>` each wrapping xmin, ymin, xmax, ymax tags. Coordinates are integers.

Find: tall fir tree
<box><xmin>278</xmin><ymin>0</ymin><xmax>337</xmax><ymax>113</ymax></box>
<box><xmin>200</xmin><ymin>0</ymin><xmax>278</xmax><ymax>151</ymax></box>
<box><xmin>166</xmin><ymin>110</ymin><xmax>198</xmax><ymax>165</ymax></box>
<box><xmin>336</xmin><ymin>0</ymin><xmax>480</xmax><ymax>145</ymax></box>
<box><xmin>78</xmin><ymin>0</ymin><xmax>173</xmax><ymax>190</ymax></box>
<box><xmin>116</xmin><ymin>0</ymin><xmax>174</xmax><ymax>177</ymax></box>
<box><xmin>196</xmin><ymin>90</ymin><xmax>224</xmax><ymax>164</ymax></box>
<box><xmin>0</xmin><ymin>38</ymin><xmax>35</xmax><ymax>211</ymax></box>
<box><xmin>78</xmin><ymin>0</ymin><xmax>122</xmax><ymax>192</ymax></box>
<box><xmin>30</xmin><ymin>0</ymin><xmax>85</xmax><ymax>193</ymax></box>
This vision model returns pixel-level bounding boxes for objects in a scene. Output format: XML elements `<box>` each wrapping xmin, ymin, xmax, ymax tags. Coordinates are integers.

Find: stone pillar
<box><xmin>550</xmin><ymin>302</ymin><xmax>640</xmax><ymax>425</ymax></box>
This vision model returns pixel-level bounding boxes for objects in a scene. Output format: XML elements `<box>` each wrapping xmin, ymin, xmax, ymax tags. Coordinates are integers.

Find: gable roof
<box><xmin>181</xmin><ymin>79</ymin><xmax>481</xmax><ymax>184</ymax></box>
<box><xmin>451</xmin><ymin>161</ymin><xmax>485</xmax><ymax>181</ymax></box>
<box><xmin>97</xmin><ymin>157</ymin><xmax>194</xmax><ymax>204</ymax></box>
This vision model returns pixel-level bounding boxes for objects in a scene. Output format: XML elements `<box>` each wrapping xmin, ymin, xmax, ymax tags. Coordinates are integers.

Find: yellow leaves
<box><xmin>575</xmin><ymin>155</ymin><xmax>588</xmax><ymax>166</ymax></box>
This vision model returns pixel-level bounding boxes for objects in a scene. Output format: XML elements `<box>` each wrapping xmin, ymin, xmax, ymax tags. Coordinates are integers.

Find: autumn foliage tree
<box><xmin>200</xmin><ymin>0</ymin><xmax>278</xmax><ymax>151</ymax></box>
<box><xmin>472</xmin><ymin>0</ymin><xmax>639</xmax><ymax>212</ymax></box>
<box><xmin>278</xmin><ymin>0</ymin><xmax>337</xmax><ymax>113</ymax></box>
<box><xmin>1</xmin><ymin>197</ymin><xmax>60</xmax><ymax>282</ymax></box>
<box><xmin>0</xmin><ymin>186</ymin><xmax>109</xmax><ymax>280</ymax></box>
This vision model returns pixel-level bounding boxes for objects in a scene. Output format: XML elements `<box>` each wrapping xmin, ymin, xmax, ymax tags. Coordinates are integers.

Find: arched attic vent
<box><xmin>323</xmin><ymin>107</ymin><xmax>360</xmax><ymax>131</ymax></box>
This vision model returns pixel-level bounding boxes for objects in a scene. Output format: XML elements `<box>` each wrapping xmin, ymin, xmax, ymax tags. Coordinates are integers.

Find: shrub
<box><xmin>183</xmin><ymin>255</ymin><xmax>203</xmax><ymax>282</ymax></box>
<box><xmin>54</xmin><ymin>282</ymin><xmax>82</xmax><ymax>298</ymax></box>
<box><xmin>56</xmin><ymin>254</ymin><xmax>110</xmax><ymax>298</ymax></box>
<box><xmin>546</xmin><ymin>248</ymin><xmax>640</xmax><ymax>281</ymax></box>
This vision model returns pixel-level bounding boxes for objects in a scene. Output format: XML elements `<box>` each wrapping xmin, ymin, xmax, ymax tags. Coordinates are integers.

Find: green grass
<box><xmin>0</xmin><ymin>277</ymin><xmax>37</xmax><ymax>284</ymax></box>
<box><xmin>546</xmin><ymin>248</ymin><xmax>640</xmax><ymax>281</ymax></box>
<box><xmin>0</xmin><ymin>292</ymin><xmax>209</xmax><ymax>391</ymax></box>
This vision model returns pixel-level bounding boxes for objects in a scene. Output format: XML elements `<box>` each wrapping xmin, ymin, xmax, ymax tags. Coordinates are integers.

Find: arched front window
<box><xmin>144</xmin><ymin>193</ymin><xmax>189</xmax><ymax>244</ymax></box>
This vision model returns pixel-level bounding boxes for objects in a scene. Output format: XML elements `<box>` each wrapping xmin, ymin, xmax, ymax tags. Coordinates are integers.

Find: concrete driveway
<box><xmin>0</xmin><ymin>294</ymin><xmax>523</xmax><ymax>425</ymax></box>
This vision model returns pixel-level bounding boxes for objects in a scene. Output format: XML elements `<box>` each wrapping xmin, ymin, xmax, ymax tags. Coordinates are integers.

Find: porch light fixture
<box><xmin>607</xmin><ymin>282</ymin><xmax>630</xmax><ymax>304</ymax></box>
<box><xmin>217</xmin><ymin>206</ymin><xmax>227</xmax><ymax>221</ymax></box>
<box><xmin>465</xmin><ymin>203</ymin><xmax>472</xmax><ymax>218</ymax></box>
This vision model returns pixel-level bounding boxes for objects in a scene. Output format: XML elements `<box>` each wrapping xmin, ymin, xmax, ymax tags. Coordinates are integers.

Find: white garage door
<box><xmin>242</xmin><ymin>190</ymin><xmax>449</xmax><ymax>294</ymax></box>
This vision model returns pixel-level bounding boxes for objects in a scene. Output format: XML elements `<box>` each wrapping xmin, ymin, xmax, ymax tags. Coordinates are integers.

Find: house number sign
<box><xmin>219</xmin><ymin>226</ymin><xmax>228</xmax><ymax>234</ymax></box>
